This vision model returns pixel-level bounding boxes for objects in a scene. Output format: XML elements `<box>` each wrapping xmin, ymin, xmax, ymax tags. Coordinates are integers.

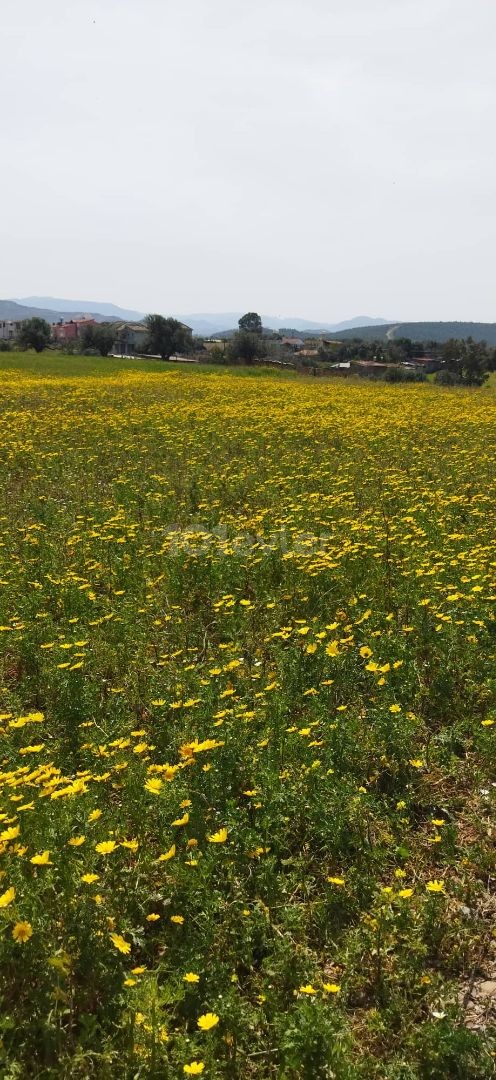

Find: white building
<box><xmin>0</xmin><ymin>320</ymin><xmax>22</xmax><ymax>341</ymax></box>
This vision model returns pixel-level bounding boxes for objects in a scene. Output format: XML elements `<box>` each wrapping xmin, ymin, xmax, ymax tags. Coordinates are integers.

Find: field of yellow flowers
<box><xmin>0</xmin><ymin>352</ymin><xmax>495</xmax><ymax>1078</ymax></box>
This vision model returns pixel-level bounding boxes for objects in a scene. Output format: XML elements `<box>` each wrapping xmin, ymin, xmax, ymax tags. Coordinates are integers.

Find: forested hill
<box><xmin>326</xmin><ymin>322</ymin><xmax>496</xmax><ymax>344</ymax></box>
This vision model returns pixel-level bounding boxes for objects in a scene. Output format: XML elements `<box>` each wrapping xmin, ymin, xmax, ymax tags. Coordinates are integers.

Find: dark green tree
<box><xmin>442</xmin><ymin>338</ymin><xmax>463</xmax><ymax>367</ymax></box>
<box><xmin>386</xmin><ymin>337</ymin><xmax>415</xmax><ymax>362</ymax></box>
<box><xmin>18</xmin><ymin>317</ymin><xmax>51</xmax><ymax>353</ymax></box>
<box><xmin>441</xmin><ymin>337</ymin><xmax>495</xmax><ymax>386</ymax></box>
<box><xmin>238</xmin><ymin>312</ymin><xmax>263</xmax><ymax>335</ymax></box>
<box><xmin>81</xmin><ymin>323</ymin><xmax>114</xmax><ymax>357</ymax></box>
<box><xmin>228</xmin><ymin>330</ymin><xmax>265</xmax><ymax>365</ymax></box>
<box><xmin>144</xmin><ymin>315</ymin><xmax>193</xmax><ymax>360</ymax></box>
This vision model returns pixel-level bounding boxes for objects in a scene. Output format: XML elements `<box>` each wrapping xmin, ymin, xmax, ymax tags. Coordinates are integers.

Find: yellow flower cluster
<box><xmin>0</xmin><ymin>357</ymin><xmax>494</xmax><ymax>1075</ymax></box>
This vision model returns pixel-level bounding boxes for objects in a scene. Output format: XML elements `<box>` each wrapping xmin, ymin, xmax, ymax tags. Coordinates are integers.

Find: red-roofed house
<box><xmin>52</xmin><ymin>318</ymin><xmax>96</xmax><ymax>344</ymax></box>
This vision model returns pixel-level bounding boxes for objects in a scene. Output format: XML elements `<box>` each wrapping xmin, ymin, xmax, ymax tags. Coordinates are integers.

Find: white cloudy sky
<box><xmin>1</xmin><ymin>0</ymin><xmax>496</xmax><ymax>321</ymax></box>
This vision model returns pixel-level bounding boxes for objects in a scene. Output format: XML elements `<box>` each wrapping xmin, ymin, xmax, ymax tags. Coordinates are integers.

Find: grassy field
<box><xmin>0</xmin><ymin>352</ymin><xmax>495</xmax><ymax>1078</ymax></box>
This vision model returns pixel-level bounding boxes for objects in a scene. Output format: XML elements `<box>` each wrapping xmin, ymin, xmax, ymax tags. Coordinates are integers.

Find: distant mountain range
<box><xmin>4</xmin><ymin>300</ymin><xmax>496</xmax><ymax>345</ymax></box>
<box><xmin>14</xmin><ymin>297</ymin><xmax>144</xmax><ymax>322</ymax></box>
<box><xmin>3</xmin><ymin>299</ymin><xmax>123</xmax><ymax>324</ymax></box>
<box><xmin>6</xmin><ymin>299</ymin><xmax>391</xmax><ymax>336</ymax></box>
<box><xmin>175</xmin><ymin>313</ymin><xmax>390</xmax><ymax>336</ymax></box>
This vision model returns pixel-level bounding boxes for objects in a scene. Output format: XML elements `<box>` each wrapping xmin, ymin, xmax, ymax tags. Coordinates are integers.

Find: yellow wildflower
<box><xmin>158</xmin><ymin>844</ymin><xmax>176</xmax><ymax>862</ymax></box>
<box><xmin>426</xmin><ymin>879</ymin><xmax>445</xmax><ymax>893</ymax></box>
<box><xmin>110</xmin><ymin>932</ymin><xmax>131</xmax><ymax>955</ymax></box>
<box><xmin>13</xmin><ymin>921</ymin><xmax>32</xmax><ymax>943</ymax></box>
<box><xmin>0</xmin><ymin>886</ymin><xmax>15</xmax><ymax>908</ymax></box>
<box><xmin>30</xmin><ymin>850</ymin><xmax>52</xmax><ymax>866</ymax></box>
<box><xmin>144</xmin><ymin>778</ymin><xmax>163</xmax><ymax>795</ymax></box>
<box><xmin>197</xmin><ymin>1012</ymin><xmax>219</xmax><ymax>1030</ymax></box>
<box><xmin>207</xmin><ymin>828</ymin><xmax>228</xmax><ymax>843</ymax></box>
<box><xmin>95</xmin><ymin>840</ymin><xmax>117</xmax><ymax>855</ymax></box>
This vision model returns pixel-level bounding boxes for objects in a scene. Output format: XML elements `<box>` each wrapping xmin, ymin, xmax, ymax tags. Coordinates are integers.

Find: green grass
<box><xmin>0</xmin><ymin>350</ymin><xmax>299</xmax><ymax>380</ymax></box>
<box><xmin>0</xmin><ymin>350</ymin><xmax>210</xmax><ymax>378</ymax></box>
<box><xmin>0</xmin><ymin>353</ymin><xmax>495</xmax><ymax>1078</ymax></box>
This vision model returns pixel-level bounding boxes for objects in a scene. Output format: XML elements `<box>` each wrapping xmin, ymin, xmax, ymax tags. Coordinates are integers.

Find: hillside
<box><xmin>4</xmin><ymin>302</ymin><xmax>389</xmax><ymax>337</ymax></box>
<box><xmin>180</xmin><ymin>313</ymin><xmax>390</xmax><ymax>335</ymax></box>
<box><xmin>5</xmin><ymin>304</ymin><xmax>496</xmax><ymax>344</ymax></box>
<box><xmin>0</xmin><ymin>300</ymin><xmax>121</xmax><ymax>324</ymax></box>
<box><xmin>325</xmin><ymin>321</ymin><xmax>496</xmax><ymax>344</ymax></box>
<box><xmin>15</xmin><ymin>297</ymin><xmax>145</xmax><ymax>321</ymax></box>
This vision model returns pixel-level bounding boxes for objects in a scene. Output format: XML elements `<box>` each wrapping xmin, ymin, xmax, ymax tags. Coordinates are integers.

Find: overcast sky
<box><xmin>1</xmin><ymin>0</ymin><xmax>496</xmax><ymax>321</ymax></box>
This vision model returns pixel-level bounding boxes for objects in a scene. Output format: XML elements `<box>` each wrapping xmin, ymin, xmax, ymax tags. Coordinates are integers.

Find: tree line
<box><xmin>8</xmin><ymin>315</ymin><xmax>193</xmax><ymax>359</ymax></box>
<box><xmin>315</xmin><ymin>335</ymin><xmax>496</xmax><ymax>385</ymax></box>
<box><xmin>10</xmin><ymin>311</ymin><xmax>266</xmax><ymax>363</ymax></box>
<box><xmin>9</xmin><ymin>313</ymin><xmax>496</xmax><ymax>385</ymax></box>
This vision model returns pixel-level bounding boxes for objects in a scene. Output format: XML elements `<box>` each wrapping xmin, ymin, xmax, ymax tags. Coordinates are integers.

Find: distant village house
<box><xmin>0</xmin><ymin>320</ymin><xmax>22</xmax><ymax>341</ymax></box>
<box><xmin>111</xmin><ymin>323</ymin><xmax>149</xmax><ymax>356</ymax></box>
<box><xmin>52</xmin><ymin>318</ymin><xmax>96</xmax><ymax>344</ymax></box>
<box><xmin>279</xmin><ymin>337</ymin><xmax>306</xmax><ymax>352</ymax></box>
<box><xmin>203</xmin><ymin>338</ymin><xmax>227</xmax><ymax>353</ymax></box>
